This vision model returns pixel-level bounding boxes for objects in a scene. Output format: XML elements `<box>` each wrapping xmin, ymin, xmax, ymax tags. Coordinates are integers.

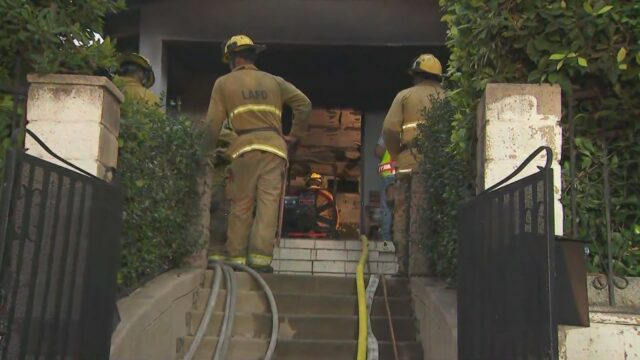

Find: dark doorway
<box><xmin>165</xmin><ymin>41</ymin><xmax>447</xmax><ymax>118</ymax></box>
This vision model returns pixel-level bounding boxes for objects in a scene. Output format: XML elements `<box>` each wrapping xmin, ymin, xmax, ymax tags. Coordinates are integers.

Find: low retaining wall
<box><xmin>559</xmin><ymin>309</ymin><xmax>640</xmax><ymax>359</ymax></box>
<box><xmin>410</xmin><ymin>277</ymin><xmax>458</xmax><ymax>360</ymax></box>
<box><xmin>110</xmin><ymin>269</ymin><xmax>205</xmax><ymax>360</ymax></box>
<box><xmin>410</xmin><ymin>276</ymin><xmax>640</xmax><ymax>360</ymax></box>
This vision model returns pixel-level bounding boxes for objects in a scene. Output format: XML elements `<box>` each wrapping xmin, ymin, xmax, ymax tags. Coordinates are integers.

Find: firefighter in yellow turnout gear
<box><xmin>205</xmin><ymin>35</ymin><xmax>312</xmax><ymax>271</ymax></box>
<box><xmin>382</xmin><ymin>54</ymin><xmax>444</xmax><ymax>276</ymax></box>
<box><xmin>306</xmin><ymin>173</ymin><xmax>339</xmax><ymax>232</ymax></box>
<box><xmin>114</xmin><ymin>53</ymin><xmax>160</xmax><ymax>106</ymax></box>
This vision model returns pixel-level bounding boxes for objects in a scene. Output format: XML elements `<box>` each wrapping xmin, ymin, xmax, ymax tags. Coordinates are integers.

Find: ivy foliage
<box><xmin>433</xmin><ymin>0</ymin><xmax>640</xmax><ymax>277</ymax></box>
<box><xmin>414</xmin><ymin>96</ymin><xmax>474</xmax><ymax>280</ymax></box>
<box><xmin>0</xmin><ymin>98</ymin><xmax>15</xmax><ymax>178</ymax></box>
<box><xmin>117</xmin><ymin>98</ymin><xmax>204</xmax><ymax>289</ymax></box>
<box><xmin>0</xmin><ymin>0</ymin><xmax>124</xmax><ymax>82</ymax></box>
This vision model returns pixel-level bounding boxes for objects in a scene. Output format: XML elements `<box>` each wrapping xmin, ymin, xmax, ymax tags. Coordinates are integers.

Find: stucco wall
<box><xmin>137</xmin><ymin>0</ymin><xmax>446</xmax><ymax>94</ymax></box>
<box><xmin>410</xmin><ymin>277</ymin><xmax>458</xmax><ymax>360</ymax></box>
<box><xmin>26</xmin><ymin>74</ymin><xmax>123</xmax><ymax>179</ymax></box>
<box><xmin>110</xmin><ymin>269</ymin><xmax>205</xmax><ymax>360</ymax></box>
<box><xmin>362</xmin><ymin>112</ymin><xmax>385</xmax><ymax>208</ymax></box>
<box><xmin>477</xmin><ymin>83</ymin><xmax>563</xmax><ymax>234</ymax></box>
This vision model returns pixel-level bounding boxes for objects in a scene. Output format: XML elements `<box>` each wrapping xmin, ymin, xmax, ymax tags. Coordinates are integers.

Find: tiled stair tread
<box><xmin>179</xmin><ymin>337</ymin><xmax>423</xmax><ymax>360</ymax></box>
<box><xmin>202</xmin><ymin>271</ymin><xmax>410</xmax><ymax>296</ymax></box>
<box><xmin>187</xmin><ymin>272</ymin><xmax>422</xmax><ymax>359</ymax></box>
<box><xmin>186</xmin><ymin>311</ymin><xmax>418</xmax><ymax>341</ymax></box>
<box><xmin>194</xmin><ymin>289</ymin><xmax>414</xmax><ymax>316</ymax></box>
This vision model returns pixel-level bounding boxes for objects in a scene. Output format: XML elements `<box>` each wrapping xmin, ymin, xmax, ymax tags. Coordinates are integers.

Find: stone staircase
<box><xmin>177</xmin><ymin>271</ymin><xmax>423</xmax><ymax>359</ymax></box>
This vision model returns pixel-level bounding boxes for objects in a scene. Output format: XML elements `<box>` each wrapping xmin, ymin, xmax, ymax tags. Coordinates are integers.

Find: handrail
<box><xmin>356</xmin><ymin>235</ymin><xmax>369</xmax><ymax>360</ymax></box>
<box><xmin>25</xmin><ymin>129</ymin><xmax>106</xmax><ymax>182</ymax></box>
<box><xmin>483</xmin><ymin>146</ymin><xmax>552</xmax><ymax>193</ymax></box>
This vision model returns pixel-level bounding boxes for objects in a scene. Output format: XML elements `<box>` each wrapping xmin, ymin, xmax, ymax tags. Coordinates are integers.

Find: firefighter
<box><xmin>204</xmin><ymin>35</ymin><xmax>311</xmax><ymax>272</ymax></box>
<box><xmin>115</xmin><ymin>53</ymin><xmax>160</xmax><ymax>106</ymax></box>
<box><xmin>375</xmin><ymin>134</ymin><xmax>396</xmax><ymax>242</ymax></box>
<box><xmin>305</xmin><ymin>172</ymin><xmax>339</xmax><ymax>233</ymax></box>
<box><xmin>382</xmin><ymin>54</ymin><xmax>444</xmax><ymax>276</ymax></box>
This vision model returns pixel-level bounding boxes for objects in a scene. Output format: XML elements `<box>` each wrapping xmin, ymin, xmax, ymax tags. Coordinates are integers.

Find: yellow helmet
<box><xmin>118</xmin><ymin>53</ymin><xmax>155</xmax><ymax>88</ymax></box>
<box><xmin>222</xmin><ymin>35</ymin><xmax>266</xmax><ymax>64</ymax></box>
<box><xmin>306</xmin><ymin>172</ymin><xmax>324</xmax><ymax>187</ymax></box>
<box><xmin>409</xmin><ymin>54</ymin><xmax>443</xmax><ymax>76</ymax></box>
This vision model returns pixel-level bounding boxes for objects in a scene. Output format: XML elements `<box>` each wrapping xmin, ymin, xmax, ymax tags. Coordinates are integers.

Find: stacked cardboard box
<box><xmin>335</xmin><ymin>192</ymin><xmax>361</xmax><ymax>237</ymax></box>
<box><xmin>289</xmin><ymin>108</ymin><xmax>362</xmax><ymax>235</ymax></box>
<box><xmin>294</xmin><ymin>108</ymin><xmax>362</xmax><ymax>180</ymax></box>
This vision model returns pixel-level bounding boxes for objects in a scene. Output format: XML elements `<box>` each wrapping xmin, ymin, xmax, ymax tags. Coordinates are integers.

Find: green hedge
<box><xmin>414</xmin><ymin>96</ymin><xmax>474</xmax><ymax>280</ymax></box>
<box><xmin>0</xmin><ymin>0</ymin><xmax>123</xmax><ymax>82</ymax></box>
<box><xmin>420</xmin><ymin>0</ymin><xmax>640</xmax><ymax>278</ymax></box>
<box><xmin>0</xmin><ymin>97</ymin><xmax>14</xmax><ymax>176</ymax></box>
<box><xmin>117</xmin><ymin>99</ymin><xmax>204</xmax><ymax>289</ymax></box>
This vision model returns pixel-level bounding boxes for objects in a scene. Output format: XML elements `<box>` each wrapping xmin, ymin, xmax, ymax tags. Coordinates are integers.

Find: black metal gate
<box><xmin>458</xmin><ymin>147</ymin><xmax>558</xmax><ymax>360</ymax></box>
<box><xmin>0</xmin><ymin>147</ymin><xmax>123</xmax><ymax>360</ymax></box>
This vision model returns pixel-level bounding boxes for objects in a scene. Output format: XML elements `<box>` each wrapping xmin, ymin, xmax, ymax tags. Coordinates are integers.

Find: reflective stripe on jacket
<box><xmin>382</xmin><ymin>80</ymin><xmax>443</xmax><ymax>172</ymax></box>
<box><xmin>378</xmin><ymin>150</ymin><xmax>396</xmax><ymax>177</ymax></box>
<box><xmin>205</xmin><ymin>65</ymin><xmax>311</xmax><ymax>161</ymax></box>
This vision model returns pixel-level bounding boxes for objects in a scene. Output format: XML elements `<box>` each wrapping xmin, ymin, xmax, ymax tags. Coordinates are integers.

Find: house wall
<box><xmin>138</xmin><ymin>0</ymin><xmax>446</xmax><ymax>94</ymax></box>
<box><xmin>362</xmin><ymin>111</ymin><xmax>385</xmax><ymax>208</ymax></box>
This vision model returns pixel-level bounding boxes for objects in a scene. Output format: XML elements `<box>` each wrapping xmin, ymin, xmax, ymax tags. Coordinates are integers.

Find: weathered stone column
<box><xmin>477</xmin><ymin>83</ymin><xmax>563</xmax><ymax>234</ymax></box>
<box><xmin>25</xmin><ymin>74</ymin><xmax>124</xmax><ymax>180</ymax></box>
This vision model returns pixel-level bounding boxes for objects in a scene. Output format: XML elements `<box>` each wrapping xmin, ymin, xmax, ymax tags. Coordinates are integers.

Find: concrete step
<box><xmin>186</xmin><ymin>312</ymin><xmax>418</xmax><ymax>341</ymax></box>
<box><xmin>194</xmin><ymin>289</ymin><xmax>414</xmax><ymax>317</ymax></box>
<box><xmin>179</xmin><ymin>337</ymin><xmax>423</xmax><ymax>360</ymax></box>
<box><xmin>203</xmin><ymin>271</ymin><xmax>410</xmax><ymax>297</ymax></box>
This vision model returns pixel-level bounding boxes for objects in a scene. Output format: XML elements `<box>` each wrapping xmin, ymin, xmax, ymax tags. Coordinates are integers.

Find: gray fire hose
<box><xmin>183</xmin><ymin>263</ymin><xmax>222</xmax><ymax>360</ymax></box>
<box><xmin>227</xmin><ymin>262</ymin><xmax>279</xmax><ymax>360</ymax></box>
<box><xmin>183</xmin><ymin>261</ymin><xmax>279</xmax><ymax>360</ymax></box>
<box><xmin>214</xmin><ymin>265</ymin><xmax>237</xmax><ymax>359</ymax></box>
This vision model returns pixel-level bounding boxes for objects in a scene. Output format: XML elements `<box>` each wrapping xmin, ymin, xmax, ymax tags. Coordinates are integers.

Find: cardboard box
<box><xmin>309</xmin><ymin>108</ymin><xmax>341</xmax><ymax>128</ymax></box>
<box><xmin>293</xmin><ymin>146</ymin><xmax>360</xmax><ymax>163</ymax></box>
<box><xmin>336</xmin><ymin>192</ymin><xmax>361</xmax><ymax>224</ymax></box>
<box><xmin>310</xmin><ymin>162</ymin><xmax>346</xmax><ymax>176</ymax></box>
<box><xmin>303</xmin><ymin>128</ymin><xmax>361</xmax><ymax>148</ymax></box>
<box><xmin>341</xmin><ymin>109</ymin><xmax>362</xmax><ymax>129</ymax></box>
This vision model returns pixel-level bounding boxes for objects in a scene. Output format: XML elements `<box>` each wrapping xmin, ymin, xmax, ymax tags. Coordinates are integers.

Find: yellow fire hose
<box><xmin>356</xmin><ymin>235</ymin><xmax>369</xmax><ymax>360</ymax></box>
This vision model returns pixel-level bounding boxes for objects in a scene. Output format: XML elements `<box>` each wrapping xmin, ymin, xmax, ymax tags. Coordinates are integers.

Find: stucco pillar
<box><xmin>477</xmin><ymin>83</ymin><xmax>563</xmax><ymax>235</ymax></box>
<box><xmin>26</xmin><ymin>74</ymin><xmax>124</xmax><ymax>181</ymax></box>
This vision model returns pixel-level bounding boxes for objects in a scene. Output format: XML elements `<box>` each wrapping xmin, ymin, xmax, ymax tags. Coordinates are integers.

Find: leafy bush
<box><xmin>0</xmin><ymin>96</ymin><xmax>15</xmax><ymax>176</ymax></box>
<box><xmin>436</xmin><ymin>0</ymin><xmax>640</xmax><ymax>277</ymax></box>
<box><xmin>414</xmin><ymin>96</ymin><xmax>474</xmax><ymax>280</ymax></box>
<box><xmin>0</xmin><ymin>0</ymin><xmax>123</xmax><ymax>82</ymax></box>
<box><xmin>0</xmin><ymin>0</ymin><xmax>123</xmax><ymax>185</ymax></box>
<box><xmin>117</xmin><ymin>99</ymin><xmax>204</xmax><ymax>289</ymax></box>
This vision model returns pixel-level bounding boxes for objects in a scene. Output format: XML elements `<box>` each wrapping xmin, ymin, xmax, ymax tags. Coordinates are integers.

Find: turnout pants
<box><xmin>393</xmin><ymin>172</ymin><xmax>426</xmax><ymax>274</ymax></box>
<box><xmin>227</xmin><ymin>151</ymin><xmax>286</xmax><ymax>266</ymax></box>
